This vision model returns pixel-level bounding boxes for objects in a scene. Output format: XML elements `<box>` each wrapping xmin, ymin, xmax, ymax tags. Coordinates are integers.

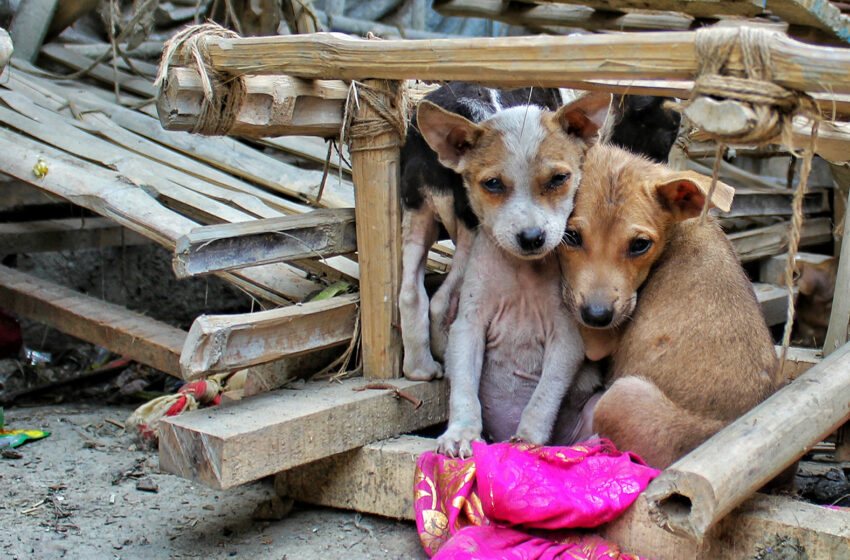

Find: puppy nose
<box><xmin>517</xmin><ymin>228</ymin><xmax>546</xmax><ymax>251</ymax></box>
<box><xmin>581</xmin><ymin>304</ymin><xmax>614</xmax><ymax>328</ymax></box>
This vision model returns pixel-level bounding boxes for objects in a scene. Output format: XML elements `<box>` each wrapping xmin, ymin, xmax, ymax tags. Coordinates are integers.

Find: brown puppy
<box><xmin>558</xmin><ymin>144</ymin><xmax>781</xmax><ymax>469</ymax></box>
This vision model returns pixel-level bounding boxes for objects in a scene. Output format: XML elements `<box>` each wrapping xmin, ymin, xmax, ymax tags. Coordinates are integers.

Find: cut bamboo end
<box><xmin>645</xmin><ymin>471</ymin><xmax>717</xmax><ymax>541</ymax></box>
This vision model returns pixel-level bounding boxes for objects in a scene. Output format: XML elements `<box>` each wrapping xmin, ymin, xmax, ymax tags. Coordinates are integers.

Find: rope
<box><xmin>671</xmin><ymin>26</ymin><xmax>823</xmax><ymax>371</ymax></box>
<box><xmin>155</xmin><ymin>23</ymin><xmax>246</xmax><ymax>136</ymax></box>
<box><xmin>340</xmin><ymin>79</ymin><xmax>408</xmax><ymax>152</ymax></box>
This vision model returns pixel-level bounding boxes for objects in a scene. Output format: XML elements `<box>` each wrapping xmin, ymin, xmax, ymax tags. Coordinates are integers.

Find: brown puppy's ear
<box><xmin>555</xmin><ymin>91</ymin><xmax>612</xmax><ymax>143</ymax></box>
<box><xmin>416</xmin><ymin>100</ymin><xmax>484</xmax><ymax>172</ymax></box>
<box><xmin>655</xmin><ymin>171</ymin><xmax>735</xmax><ymax>221</ymax></box>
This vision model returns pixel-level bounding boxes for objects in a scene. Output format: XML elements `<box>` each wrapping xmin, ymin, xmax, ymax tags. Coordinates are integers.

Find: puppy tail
<box><xmin>593</xmin><ymin>375</ymin><xmax>727</xmax><ymax>469</ymax></box>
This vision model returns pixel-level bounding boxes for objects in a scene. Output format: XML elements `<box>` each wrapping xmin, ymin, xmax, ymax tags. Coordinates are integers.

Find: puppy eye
<box><xmin>481</xmin><ymin>177</ymin><xmax>505</xmax><ymax>193</ymax></box>
<box><xmin>629</xmin><ymin>238</ymin><xmax>653</xmax><ymax>256</ymax></box>
<box><xmin>562</xmin><ymin>229</ymin><xmax>582</xmax><ymax>248</ymax></box>
<box><xmin>546</xmin><ymin>172</ymin><xmax>571</xmax><ymax>190</ymax></box>
<box><xmin>546</xmin><ymin>173</ymin><xmax>572</xmax><ymax>189</ymax></box>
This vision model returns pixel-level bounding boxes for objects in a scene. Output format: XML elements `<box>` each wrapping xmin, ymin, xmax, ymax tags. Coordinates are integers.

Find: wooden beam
<box><xmin>277</xmin><ymin>435</ymin><xmax>435</xmax><ymax>519</ymax></box>
<box><xmin>644</xmin><ymin>341</ymin><xmax>850</xmax><ymax>541</ymax></box>
<box><xmin>162</xmin><ymin>29</ymin><xmax>850</xmax><ymax>94</ymax></box>
<box><xmin>179</xmin><ymin>294</ymin><xmax>358</xmax><ymax>379</ymax></box>
<box><xmin>0</xmin><ymin>217</ymin><xmax>149</xmax><ymax>254</ymax></box>
<box><xmin>824</xmin><ymin>187</ymin><xmax>850</xmax><ymax>356</ymax></box>
<box><xmin>753</xmin><ymin>282</ymin><xmax>793</xmax><ymax>327</ymax></box>
<box><xmin>274</xmin><ymin>434</ymin><xmax>850</xmax><ymax>560</ymax></box>
<box><xmin>350</xmin><ymin>79</ymin><xmax>403</xmax><ymax>379</ymax></box>
<box><xmin>157</xmin><ymin>67</ymin><xmax>348</xmax><ymax>138</ymax></box>
<box><xmin>721</xmin><ymin>187</ymin><xmax>830</xmax><ymax>218</ymax></box>
<box><xmin>728</xmin><ymin>217</ymin><xmax>833</xmax><ymax>263</ymax></box>
<box><xmin>173</xmin><ymin>209</ymin><xmax>356</xmax><ymax>277</ymax></box>
<box><xmin>760</xmin><ymin>251</ymin><xmax>834</xmax><ymax>285</ymax></box>
<box><xmin>600</xmin><ymin>492</ymin><xmax>850</xmax><ymax>559</ymax></box>
<box><xmin>434</xmin><ymin>0</ymin><xmax>696</xmax><ymax>32</ymax></box>
<box><xmin>157</xmin><ymin>377</ymin><xmax>448</xmax><ymax>489</ymax></box>
<box><xmin>776</xmin><ymin>345</ymin><xmax>821</xmax><ymax>382</ymax></box>
<box><xmin>0</xmin><ymin>265</ymin><xmax>186</xmax><ymax>377</ymax></box>
<box><xmin>535</xmin><ymin>0</ymin><xmax>765</xmax><ymax>19</ymax></box>
<box><xmin>766</xmin><ymin>0</ymin><xmax>850</xmax><ymax>43</ymax></box>
<box><xmin>9</xmin><ymin>0</ymin><xmax>58</xmax><ymax>62</ymax></box>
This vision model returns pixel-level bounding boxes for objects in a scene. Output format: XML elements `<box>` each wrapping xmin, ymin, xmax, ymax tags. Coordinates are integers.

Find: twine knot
<box><xmin>155</xmin><ymin>22</ymin><xmax>245</xmax><ymax>135</ymax></box>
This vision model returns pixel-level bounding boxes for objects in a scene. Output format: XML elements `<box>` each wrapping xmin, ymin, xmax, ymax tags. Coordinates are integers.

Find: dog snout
<box><xmin>580</xmin><ymin>303</ymin><xmax>614</xmax><ymax>328</ymax></box>
<box><xmin>516</xmin><ymin>228</ymin><xmax>546</xmax><ymax>252</ymax></box>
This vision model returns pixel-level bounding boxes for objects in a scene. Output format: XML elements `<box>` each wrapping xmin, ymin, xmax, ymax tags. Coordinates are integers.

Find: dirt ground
<box><xmin>1</xmin><ymin>403</ymin><xmax>427</xmax><ymax>560</ymax></box>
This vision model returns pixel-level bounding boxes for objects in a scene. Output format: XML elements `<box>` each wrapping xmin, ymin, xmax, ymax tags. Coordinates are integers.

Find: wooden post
<box><xmin>9</xmin><ymin>0</ymin><xmax>58</xmax><ymax>62</ymax></box>
<box><xmin>349</xmin><ymin>79</ymin><xmax>403</xmax><ymax>379</ymax></box>
<box><xmin>644</xmin><ymin>340</ymin><xmax>850</xmax><ymax>541</ymax></box>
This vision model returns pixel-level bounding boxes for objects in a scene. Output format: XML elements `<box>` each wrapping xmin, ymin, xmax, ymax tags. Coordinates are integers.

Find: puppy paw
<box><xmin>512</xmin><ymin>424</ymin><xmax>549</xmax><ymax>446</ymax></box>
<box><xmin>403</xmin><ymin>357</ymin><xmax>443</xmax><ymax>381</ymax></box>
<box><xmin>436</xmin><ymin>424</ymin><xmax>482</xmax><ymax>458</ymax></box>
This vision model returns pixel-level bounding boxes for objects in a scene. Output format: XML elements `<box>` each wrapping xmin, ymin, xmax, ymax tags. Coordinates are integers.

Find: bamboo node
<box><xmin>155</xmin><ymin>23</ymin><xmax>246</xmax><ymax>136</ymax></box>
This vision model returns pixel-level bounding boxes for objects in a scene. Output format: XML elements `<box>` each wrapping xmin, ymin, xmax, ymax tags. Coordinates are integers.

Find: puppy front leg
<box><xmin>400</xmin><ymin>210</ymin><xmax>443</xmax><ymax>380</ymax></box>
<box><xmin>436</xmin><ymin>299</ymin><xmax>487</xmax><ymax>458</ymax></box>
<box><xmin>514</xmin><ymin>318</ymin><xmax>585</xmax><ymax>445</ymax></box>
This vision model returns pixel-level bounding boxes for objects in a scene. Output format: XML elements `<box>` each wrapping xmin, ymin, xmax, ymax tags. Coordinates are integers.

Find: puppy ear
<box><xmin>416</xmin><ymin>100</ymin><xmax>484</xmax><ymax>172</ymax></box>
<box><xmin>555</xmin><ymin>91</ymin><xmax>612</xmax><ymax>143</ymax></box>
<box><xmin>655</xmin><ymin>171</ymin><xmax>735</xmax><ymax>221</ymax></box>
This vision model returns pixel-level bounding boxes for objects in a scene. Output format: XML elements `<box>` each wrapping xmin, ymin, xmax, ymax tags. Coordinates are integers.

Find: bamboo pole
<box><xmin>163</xmin><ymin>29</ymin><xmax>850</xmax><ymax>93</ymax></box>
<box><xmin>644</xmin><ymin>340</ymin><xmax>850</xmax><ymax>541</ymax></box>
<box><xmin>349</xmin><ymin>79</ymin><xmax>403</xmax><ymax>379</ymax></box>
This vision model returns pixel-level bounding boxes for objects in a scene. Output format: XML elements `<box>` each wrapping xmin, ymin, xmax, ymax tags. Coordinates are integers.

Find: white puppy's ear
<box><xmin>555</xmin><ymin>91</ymin><xmax>612</xmax><ymax>143</ymax></box>
<box><xmin>416</xmin><ymin>100</ymin><xmax>484</xmax><ymax>172</ymax></box>
<box><xmin>654</xmin><ymin>171</ymin><xmax>735</xmax><ymax>221</ymax></box>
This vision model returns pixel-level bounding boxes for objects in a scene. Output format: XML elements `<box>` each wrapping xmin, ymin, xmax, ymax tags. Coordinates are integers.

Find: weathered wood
<box><xmin>753</xmin><ymin>282</ymin><xmax>792</xmax><ymax>327</ymax></box>
<box><xmin>157</xmin><ymin>377</ymin><xmax>448</xmax><ymax>489</ymax></box>
<box><xmin>162</xmin><ymin>30</ymin><xmax>850</xmax><ymax>93</ymax></box>
<box><xmin>767</xmin><ymin>0</ymin><xmax>850</xmax><ymax>43</ymax></box>
<box><xmin>824</xmin><ymin>187</ymin><xmax>850</xmax><ymax>356</ymax></box>
<box><xmin>180</xmin><ymin>294</ymin><xmax>358</xmax><ymax>378</ymax></box>
<box><xmin>317</xmin><ymin>10</ymin><xmax>458</xmax><ymax>39</ymax></box>
<box><xmin>350</xmin><ymin>79</ymin><xmax>403</xmax><ymax>379</ymax></box>
<box><xmin>242</xmin><ymin>347</ymin><xmax>341</xmax><ymax>396</ymax></box>
<box><xmin>600</xmin><ymin>492</ymin><xmax>850</xmax><ymax>559</ymax></box>
<box><xmin>38</xmin><ymin>44</ymin><xmax>156</xmax><ymax>98</ymax></box>
<box><xmin>0</xmin><ymin>217</ymin><xmax>149</xmax><ymax>254</ymax></box>
<box><xmin>776</xmin><ymin>345</ymin><xmax>821</xmax><ymax>382</ymax></box>
<box><xmin>157</xmin><ymin>67</ymin><xmax>348</xmax><ymax>137</ymax></box>
<box><xmin>273</xmin><ymin>434</ymin><xmax>850</xmax><ymax>559</ymax></box>
<box><xmin>728</xmin><ymin>217</ymin><xmax>833</xmax><ymax>262</ymax></box>
<box><xmin>0</xmin><ymin>265</ymin><xmax>186</xmax><ymax>377</ymax></box>
<box><xmin>760</xmin><ymin>251</ymin><xmax>834</xmax><ymax>285</ymax></box>
<box><xmin>644</xmin><ymin>341</ymin><xmax>850</xmax><ymax>541</ymax></box>
<box><xmin>173</xmin><ymin>209</ymin><xmax>356</xmax><ymax>277</ymax></box>
<box><xmin>434</xmin><ymin>0</ymin><xmax>695</xmax><ymax>32</ymax></box>
<box><xmin>9</xmin><ymin>0</ymin><xmax>58</xmax><ymax>62</ymax></box>
<box><xmin>60</xmin><ymin>40</ymin><xmax>165</xmax><ymax>59</ymax></box>
<box><xmin>536</xmin><ymin>0</ymin><xmax>765</xmax><ymax>19</ymax></box>
<box><xmin>721</xmin><ymin>187</ymin><xmax>829</xmax><ymax>218</ymax></box>
<box><xmin>276</xmin><ymin>435</ymin><xmax>434</xmax><ymax>519</ymax></box>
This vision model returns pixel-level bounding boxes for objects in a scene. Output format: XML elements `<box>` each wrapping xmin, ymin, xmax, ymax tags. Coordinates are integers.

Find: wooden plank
<box><xmin>157</xmin><ymin>377</ymin><xmax>448</xmax><ymax>489</ymax></box>
<box><xmin>767</xmin><ymin>0</ymin><xmax>850</xmax><ymax>42</ymax></box>
<box><xmin>728</xmin><ymin>217</ymin><xmax>833</xmax><ymax>263</ymax></box>
<box><xmin>38</xmin><ymin>43</ymin><xmax>156</xmax><ymax>98</ymax></box>
<box><xmin>276</xmin><ymin>435</ymin><xmax>435</xmax><ymax>519</ymax></box>
<box><xmin>434</xmin><ymin>0</ymin><xmax>696</xmax><ymax>32</ymax></box>
<box><xmin>721</xmin><ymin>187</ymin><xmax>829</xmax><ymax>218</ymax></box>
<box><xmin>0</xmin><ymin>217</ymin><xmax>149</xmax><ymax>254</ymax></box>
<box><xmin>600</xmin><ymin>492</ymin><xmax>850</xmax><ymax>559</ymax></box>
<box><xmin>157</xmin><ymin>67</ymin><xmax>348</xmax><ymax>137</ymax></box>
<box><xmin>760</xmin><ymin>251</ymin><xmax>834</xmax><ymax>285</ymax></box>
<box><xmin>824</xmin><ymin>187</ymin><xmax>850</xmax><ymax>356</ymax></box>
<box><xmin>180</xmin><ymin>294</ymin><xmax>358</xmax><ymax>378</ymax></box>
<box><xmin>9</xmin><ymin>0</ymin><xmax>59</xmax><ymax>62</ymax></box>
<box><xmin>535</xmin><ymin>0</ymin><xmax>765</xmax><ymax>19</ymax></box>
<box><xmin>753</xmin><ymin>282</ymin><xmax>793</xmax><ymax>327</ymax></box>
<box><xmin>776</xmin><ymin>345</ymin><xmax>821</xmax><ymax>382</ymax></box>
<box><xmin>644</xmin><ymin>341</ymin><xmax>850</xmax><ymax>540</ymax></box>
<box><xmin>163</xmin><ymin>30</ymin><xmax>850</xmax><ymax>94</ymax></box>
<box><xmin>274</xmin><ymin>434</ymin><xmax>850</xmax><ymax>560</ymax></box>
<box><xmin>0</xmin><ymin>264</ymin><xmax>186</xmax><ymax>377</ymax></box>
<box><xmin>173</xmin><ymin>209</ymin><xmax>356</xmax><ymax>277</ymax></box>
<box><xmin>350</xmin><ymin>79</ymin><xmax>403</xmax><ymax>379</ymax></box>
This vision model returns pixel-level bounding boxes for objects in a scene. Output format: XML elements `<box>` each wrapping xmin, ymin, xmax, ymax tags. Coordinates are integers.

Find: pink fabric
<box><xmin>414</xmin><ymin>440</ymin><xmax>660</xmax><ymax>560</ymax></box>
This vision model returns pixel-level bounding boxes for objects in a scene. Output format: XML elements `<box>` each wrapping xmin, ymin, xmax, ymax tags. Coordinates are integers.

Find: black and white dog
<box><xmin>398</xmin><ymin>83</ymin><xmax>680</xmax><ymax>382</ymax></box>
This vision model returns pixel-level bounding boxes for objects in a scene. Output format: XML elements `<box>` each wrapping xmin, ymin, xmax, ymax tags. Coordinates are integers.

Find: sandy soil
<box><xmin>1</xmin><ymin>403</ymin><xmax>426</xmax><ymax>560</ymax></box>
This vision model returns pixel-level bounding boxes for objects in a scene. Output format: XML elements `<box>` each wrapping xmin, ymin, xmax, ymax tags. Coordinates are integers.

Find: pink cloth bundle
<box><xmin>414</xmin><ymin>440</ymin><xmax>660</xmax><ymax>559</ymax></box>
